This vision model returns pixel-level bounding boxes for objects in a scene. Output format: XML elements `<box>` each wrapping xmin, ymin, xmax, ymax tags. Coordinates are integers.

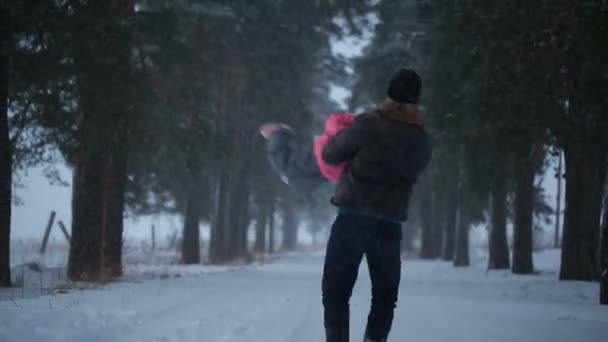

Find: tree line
<box><xmin>0</xmin><ymin>0</ymin><xmax>367</xmax><ymax>284</ymax></box>
<box><xmin>1</xmin><ymin>0</ymin><xmax>606</xmax><ymax>305</ymax></box>
<box><xmin>350</xmin><ymin>0</ymin><xmax>607</xmax><ymax>304</ymax></box>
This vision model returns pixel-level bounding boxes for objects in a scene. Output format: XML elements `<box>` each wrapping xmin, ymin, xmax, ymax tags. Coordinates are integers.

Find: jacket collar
<box><xmin>378</xmin><ymin>98</ymin><xmax>423</xmax><ymax>126</ymax></box>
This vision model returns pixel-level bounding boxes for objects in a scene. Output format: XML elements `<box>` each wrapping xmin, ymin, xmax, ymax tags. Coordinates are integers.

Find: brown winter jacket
<box><xmin>322</xmin><ymin>99</ymin><xmax>432</xmax><ymax>221</ymax></box>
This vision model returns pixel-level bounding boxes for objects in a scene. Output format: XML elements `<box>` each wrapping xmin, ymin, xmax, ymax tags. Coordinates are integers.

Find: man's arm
<box><xmin>322</xmin><ymin>116</ymin><xmax>367</xmax><ymax>166</ymax></box>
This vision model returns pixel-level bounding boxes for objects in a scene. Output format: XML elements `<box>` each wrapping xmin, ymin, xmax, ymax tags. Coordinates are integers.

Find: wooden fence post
<box><xmin>151</xmin><ymin>225</ymin><xmax>156</xmax><ymax>251</ymax></box>
<box><xmin>168</xmin><ymin>230</ymin><xmax>178</xmax><ymax>250</ymax></box>
<box><xmin>39</xmin><ymin>211</ymin><xmax>56</xmax><ymax>254</ymax></box>
<box><xmin>57</xmin><ymin>220</ymin><xmax>71</xmax><ymax>243</ymax></box>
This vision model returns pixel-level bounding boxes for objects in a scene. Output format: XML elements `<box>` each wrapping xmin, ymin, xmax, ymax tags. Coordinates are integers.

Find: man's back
<box><xmin>323</xmin><ymin>103</ymin><xmax>432</xmax><ymax>221</ymax></box>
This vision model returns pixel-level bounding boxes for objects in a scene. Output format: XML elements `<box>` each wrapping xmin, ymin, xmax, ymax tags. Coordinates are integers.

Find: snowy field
<box><xmin>1</xmin><ymin>246</ymin><xmax>607</xmax><ymax>342</ymax></box>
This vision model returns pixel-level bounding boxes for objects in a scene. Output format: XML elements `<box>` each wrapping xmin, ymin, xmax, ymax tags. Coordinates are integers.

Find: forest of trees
<box><xmin>348</xmin><ymin>0</ymin><xmax>607</xmax><ymax>304</ymax></box>
<box><xmin>1</xmin><ymin>1</ymin><xmax>606</xmax><ymax>305</ymax></box>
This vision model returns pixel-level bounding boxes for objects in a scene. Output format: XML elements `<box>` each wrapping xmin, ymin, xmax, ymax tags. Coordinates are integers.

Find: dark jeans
<box><xmin>322</xmin><ymin>213</ymin><xmax>402</xmax><ymax>342</ymax></box>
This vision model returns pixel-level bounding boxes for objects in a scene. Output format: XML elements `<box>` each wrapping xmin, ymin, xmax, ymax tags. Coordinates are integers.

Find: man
<box><xmin>321</xmin><ymin>68</ymin><xmax>432</xmax><ymax>342</ymax></box>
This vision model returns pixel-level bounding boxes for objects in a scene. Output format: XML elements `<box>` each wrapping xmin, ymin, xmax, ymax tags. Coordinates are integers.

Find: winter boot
<box><xmin>363</xmin><ymin>326</ymin><xmax>387</xmax><ymax>342</ymax></box>
<box><xmin>325</xmin><ymin>326</ymin><xmax>349</xmax><ymax>342</ymax></box>
<box><xmin>363</xmin><ymin>337</ymin><xmax>386</xmax><ymax>342</ymax></box>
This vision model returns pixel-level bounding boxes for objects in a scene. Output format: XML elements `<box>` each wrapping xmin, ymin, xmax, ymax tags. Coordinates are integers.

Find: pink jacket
<box><xmin>314</xmin><ymin>112</ymin><xmax>356</xmax><ymax>183</ymax></box>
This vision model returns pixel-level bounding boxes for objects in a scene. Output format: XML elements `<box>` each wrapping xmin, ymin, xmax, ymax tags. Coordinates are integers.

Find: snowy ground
<box><xmin>1</xmin><ymin>249</ymin><xmax>607</xmax><ymax>342</ymax></box>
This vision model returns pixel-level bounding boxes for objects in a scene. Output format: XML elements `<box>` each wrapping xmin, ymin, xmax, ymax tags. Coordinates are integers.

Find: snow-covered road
<box><xmin>1</xmin><ymin>251</ymin><xmax>607</xmax><ymax>342</ymax></box>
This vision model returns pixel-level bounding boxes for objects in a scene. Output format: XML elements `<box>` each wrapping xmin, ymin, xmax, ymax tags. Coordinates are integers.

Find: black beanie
<box><xmin>387</xmin><ymin>68</ymin><xmax>421</xmax><ymax>104</ymax></box>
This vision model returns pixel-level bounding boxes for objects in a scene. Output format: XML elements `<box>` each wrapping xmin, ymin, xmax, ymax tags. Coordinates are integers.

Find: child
<box><xmin>259</xmin><ymin>112</ymin><xmax>355</xmax><ymax>189</ymax></box>
<box><xmin>313</xmin><ymin>112</ymin><xmax>356</xmax><ymax>183</ymax></box>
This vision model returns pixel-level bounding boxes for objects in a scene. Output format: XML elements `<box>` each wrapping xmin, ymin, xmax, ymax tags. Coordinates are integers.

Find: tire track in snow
<box><xmin>108</xmin><ymin>271</ymin><xmax>301</xmax><ymax>342</ymax></box>
<box><xmin>101</xmin><ymin>279</ymin><xmax>224</xmax><ymax>342</ymax></box>
<box><xmin>283</xmin><ymin>301</ymin><xmax>317</xmax><ymax>342</ymax></box>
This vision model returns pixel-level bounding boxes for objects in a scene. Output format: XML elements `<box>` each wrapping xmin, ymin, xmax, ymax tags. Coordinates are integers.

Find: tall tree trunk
<box><xmin>67</xmin><ymin>0</ymin><xmax>133</xmax><ymax>282</ymax></box>
<box><xmin>253</xmin><ymin>202</ymin><xmax>267</xmax><ymax>253</ymax></box>
<box><xmin>442</xmin><ymin>178</ymin><xmax>458</xmax><ymax>261</ymax></box>
<box><xmin>206</xmin><ymin>18</ymin><xmax>249</xmax><ymax>263</ymax></box>
<box><xmin>224</xmin><ymin>182</ymin><xmax>238</xmax><ymax>261</ymax></box>
<box><xmin>268</xmin><ymin>201</ymin><xmax>275</xmax><ymax>254</ymax></box>
<box><xmin>0</xmin><ymin>6</ymin><xmax>12</xmax><ymax>287</ymax></box>
<box><xmin>100</xmin><ymin>0</ymin><xmax>133</xmax><ymax>277</ymax></box>
<box><xmin>224</xmin><ymin>190</ymin><xmax>237</xmax><ymax>261</ymax></box>
<box><xmin>420</xmin><ymin>177</ymin><xmax>437</xmax><ymax>259</ymax></box>
<box><xmin>432</xmin><ymin>185</ymin><xmax>446</xmax><ymax>258</ymax></box>
<box><xmin>101</xmin><ymin>116</ymin><xmax>127</xmax><ymax>277</ymax></box>
<box><xmin>512</xmin><ymin>139</ymin><xmax>542</xmax><ymax>275</ymax></box>
<box><xmin>236</xmin><ymin>184</ymin><xmax>250</xmax><ymax>258</ymax></box>
<box><xmin>209</xmin><ymin>170</ymin><xmax>228</xmax><ymax>264</ymax></box>
<box><xmin>512</xmin><ymin>162</ymin><xmax>535</xmax><ymax>274</ymax></box>
<box><xmin>68</xmin><ymin>141</ymin><xmax>104</xmax><ymax>281</ymax></box>
<box><xmin>182</xmin><ymin>184</ymin><xmax>202</xmax><ymax>264</ymax></box>
<box><xmin>600</xmin><ymin>186</ymin><xmax>607</xmax><ymax>304</ymax></box>
<box><xmin>454</xmin><ymin>146</ymin><xmax>469</xmax><ymax>267</ymax></box>
<box><xmin>209</xmin><ymin>165</ymin><xmax>249</xmax><ymax>263</ymax></box>
<box><xmin>560</xmin><ymin>147</ymin><xmax>607</xmax><ymax>280</ymax></box>
<box><xmin>555</xmin><ymin>151</ymin><xmax>563</xmax><ymax>248</ymax></box>
<box><xmin>454</xmin><ymin>203</ymin><xmax>470</xmax><ymax>267</ymax></box>
<box><xmin>441</xmin><ymin>148</ymin><xmax>459</xmax><ymax>261</ymax></box>
<box><xmin>281</xmin><ymin>199</ymin><xmax>298</xmax><ymax>251</ymax></box>
<box><xmin>489</xmin><ymin>166</ymin><xmax>510</xmax><ymax>270</ymax></box>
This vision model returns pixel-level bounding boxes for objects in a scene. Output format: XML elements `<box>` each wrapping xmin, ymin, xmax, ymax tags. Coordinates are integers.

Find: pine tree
<box><xmin>281</xmin><ymin>195</ymin><xmax>299</xmax><ymax>252</ymax></box>
<box><xmin>488</xmin><ymin>159</ymin><xmax>510</xmax><ymax>270</ymax></box>
<box><xmin>554</xmin><ymin>1</ymin><xmax>608</xmax><ymax>282</ymax></box>
<box><xmin>0</xmin><ymin>3</ymin><xmax>11</xmax><ymax>288</ymax></box>
<box><xmin>600</xmin><ymin>187</ymin><xmax>608</xmax><ymax>304</ymax></box>
<box><xmin>68</xmin><ymin>0</ymin><xmax>135</xmax><ymax>280</ymax></box>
